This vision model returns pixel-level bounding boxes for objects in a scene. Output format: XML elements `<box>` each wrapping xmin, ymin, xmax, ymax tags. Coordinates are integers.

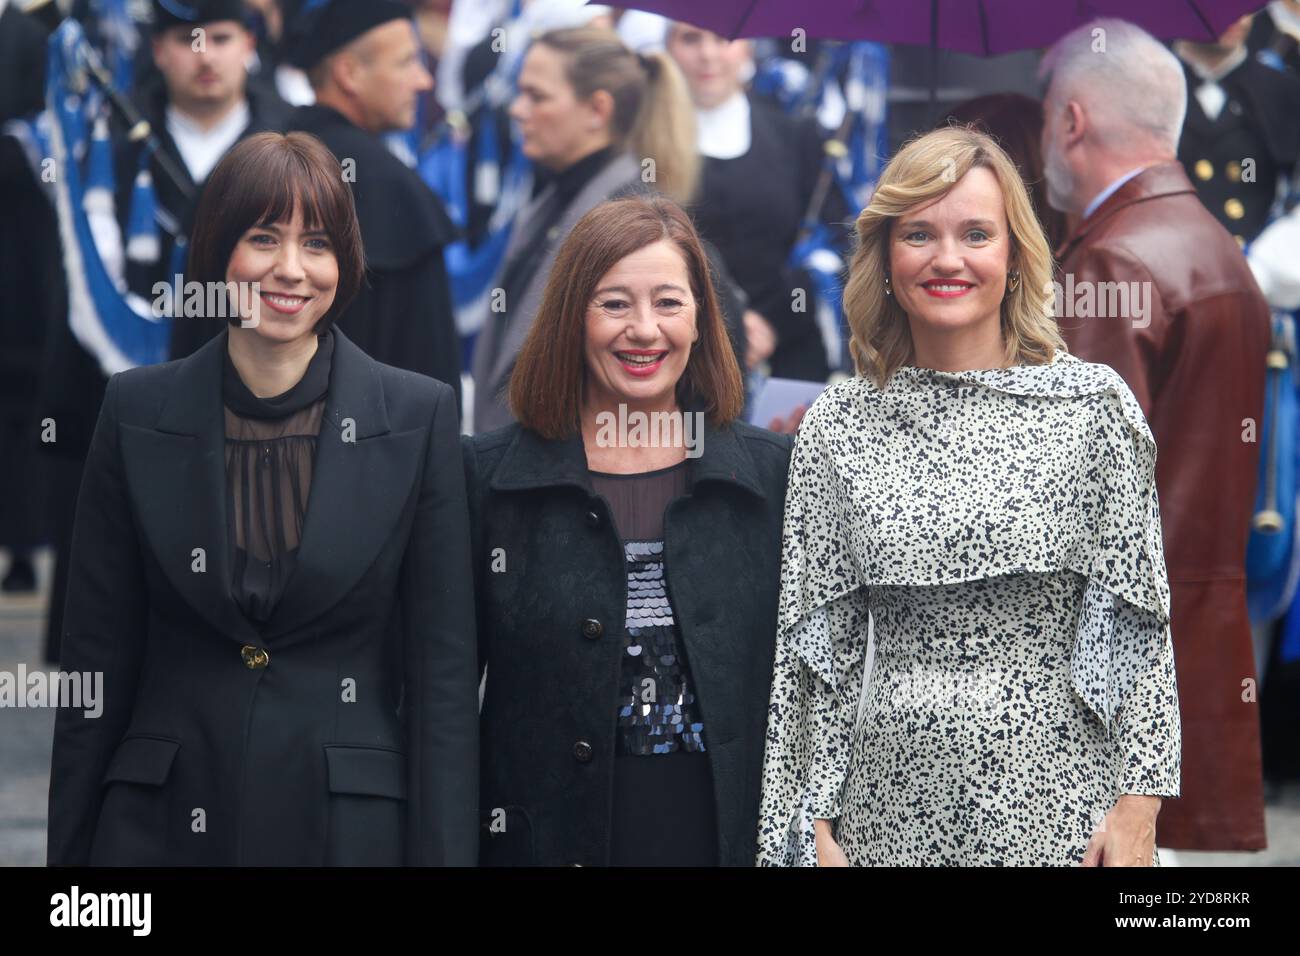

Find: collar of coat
<box><xmin>159</xmin><ymin>324</ymin><xmax>387</xmax><ymax>439</ymax></box>
<box><xmin>1054</xmin><ymin>161</ymin><xmax>1197</xmax><ymax>262</ymax></box>
<box><xmin>487</xmin><ymin>415</ymin><xmax>770</xmax><ymax>501</ymax></box>
<box><xmin>134</xmin><ymin>325</ymin><xmax>404</xmax><ymax>646</ymax></box>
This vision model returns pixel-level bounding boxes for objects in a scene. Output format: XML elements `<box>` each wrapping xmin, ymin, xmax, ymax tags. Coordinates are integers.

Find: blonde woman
<box><xmin>757</xmin><ymin>127</ymin><xmax>1181</xmax><ymax>867</ymax></box>
<box><xmin>472</xmin><ymin>24</ymin><xmax>700</xmax><ymax>433</ymax></box>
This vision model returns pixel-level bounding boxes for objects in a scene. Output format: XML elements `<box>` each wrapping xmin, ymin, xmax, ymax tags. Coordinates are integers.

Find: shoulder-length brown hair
<box><xmin>508</xmin><ymin>195</ymin><xmax>743</xmax><ymax>439</ymax></box>
<box><xmin>187</xmin><ymin>131</ymin><xmax>365</xmax><ymax>331</ymax></box>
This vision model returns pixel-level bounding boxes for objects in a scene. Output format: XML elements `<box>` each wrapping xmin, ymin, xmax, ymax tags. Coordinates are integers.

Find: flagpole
<box><xmin>23</xmin><ymin>0</ymin><xmax>195</xmax><ymax>201</ymax></box>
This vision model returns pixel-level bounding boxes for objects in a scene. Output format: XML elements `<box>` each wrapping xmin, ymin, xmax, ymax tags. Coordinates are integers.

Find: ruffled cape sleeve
<box><xmin>757</xmin><ymin>387</ymin><xmax>870</xmax><ymax>866</ymax></box>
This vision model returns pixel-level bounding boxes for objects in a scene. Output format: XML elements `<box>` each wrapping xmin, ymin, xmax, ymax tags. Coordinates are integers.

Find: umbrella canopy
<box><xmin>615</xmin><ymin>0</ymin><xmax>1266</xmax><ymax>55</ymax></box>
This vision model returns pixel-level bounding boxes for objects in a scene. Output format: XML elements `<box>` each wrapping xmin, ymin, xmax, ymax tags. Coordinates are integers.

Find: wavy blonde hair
<box><xmin>843</xmin><ymin>126</ymin><xmax>1064</xmax><ymax>386</ymax></box>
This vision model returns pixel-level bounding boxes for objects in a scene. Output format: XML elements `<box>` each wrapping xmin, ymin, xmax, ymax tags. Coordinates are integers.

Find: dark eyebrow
<box><xmin>592</xmin><ymin>283</ymin><xmax>688</xmax><ymax>297</ymax></box>
<box><xmin>251</xmin><ymin>223</ymin><xmax>329</xmax><ymax>236</ymax></box>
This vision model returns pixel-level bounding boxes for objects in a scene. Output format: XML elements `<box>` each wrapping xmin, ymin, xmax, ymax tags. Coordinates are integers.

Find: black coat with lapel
<box><xmin>47</xmin><ymin>328</ymin><xmax>479</xmax><ymax>866</ymax></box>
<box><xmin>463</xmin><ymin>420</ymin><xmax>792</xmax><ymax>866</ymax></box>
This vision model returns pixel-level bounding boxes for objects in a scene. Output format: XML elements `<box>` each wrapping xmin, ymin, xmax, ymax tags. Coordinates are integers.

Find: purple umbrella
<box><xmin>614</xmin><ymin>0</ymin><xmax>1265</xmax><ymax>54</ymax></box>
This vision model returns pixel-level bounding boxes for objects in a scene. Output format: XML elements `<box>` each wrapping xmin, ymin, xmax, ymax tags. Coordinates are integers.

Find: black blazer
<box><xmin>47</xmin><ymin>329</ymin><xmax>479</xmax><ymax>866</ymax></box>
<box><xmin>463</xmin><ymin>420</ymin><xmax>792</xmax><ymax>866</ymax></box>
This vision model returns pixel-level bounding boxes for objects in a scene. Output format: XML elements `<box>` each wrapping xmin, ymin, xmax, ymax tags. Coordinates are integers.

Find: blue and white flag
<box><xmin>41</xmin><ymin>19</ymin><xmax>171</xmax><ymax>376</ymax></box>
<box><xmin>419</xmin><ymin>0</ymin><xmax>532</xmax><ymax>357</ymax></box>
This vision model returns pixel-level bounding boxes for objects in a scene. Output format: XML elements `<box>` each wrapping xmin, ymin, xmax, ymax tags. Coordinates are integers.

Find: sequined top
<box><xmin>589</xmin><ymin>460</ymin><xmax>706</xmax><ymax>757</ymax></box>
<box><xmin>221</xmin><ymin>332</ymin><xmax>333</xmax><ymax>623</ymax></box>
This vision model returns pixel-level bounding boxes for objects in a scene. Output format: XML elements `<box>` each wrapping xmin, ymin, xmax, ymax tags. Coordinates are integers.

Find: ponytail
<box><xmin>626</xmin><ymin>49</ymin><xmax>699</xmax><ymax>204</ymax></box>
<box><xmin>537</xmin><ymin>27</ymin><xmax>699</xmax><ymax>204</ymax></box>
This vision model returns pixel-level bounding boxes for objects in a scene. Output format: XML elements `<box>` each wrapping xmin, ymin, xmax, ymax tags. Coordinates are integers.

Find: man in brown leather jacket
<box><xmin>1041</xmin><ymin>18</ymin><xmax>1269</xmax><ymax>852</ymax></box>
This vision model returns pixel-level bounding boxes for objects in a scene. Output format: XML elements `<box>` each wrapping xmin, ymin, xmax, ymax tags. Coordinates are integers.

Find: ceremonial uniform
<box><xmin>1176</xmin><ymin>53</ymin><xmax>1300</xmax><ymax>246</ymax></box>
<box><xmin>691</xmin><ymin>93</ymin><xmax>846</xmax><ymax>383</ymax></box>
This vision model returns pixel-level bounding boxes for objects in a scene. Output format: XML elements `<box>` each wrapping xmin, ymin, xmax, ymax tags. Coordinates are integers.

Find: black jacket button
<box><xmin>240</xmin><ymin>644</ymin><xmax>270</xmax><ymax>669</ymax></box>
<box><xmin>572</xmin><ymin>740</ymin><xmax>593</xmax><ymax>762</ymax></box>
<box><xmin>585</xmin><ymin>509</ymin><xmax>601</xmax><ymax>528</ymax></box>
<box><xmin>581</xmin><ymin>618</ymin><xmax>603</xmax><ymax>639</ymax></box>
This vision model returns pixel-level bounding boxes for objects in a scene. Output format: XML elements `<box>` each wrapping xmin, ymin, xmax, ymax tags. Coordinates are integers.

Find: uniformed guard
<box><xmin>1174</xmin><ymin>17</ymin><xmax>1300</xmax><ymax>248</ymax></box>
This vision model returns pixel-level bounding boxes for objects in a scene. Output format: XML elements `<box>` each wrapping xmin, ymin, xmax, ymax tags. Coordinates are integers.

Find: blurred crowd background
<box><xmin>2</xmin><ymin>0</ymin><xmax>1300</xmax><ymax>863</ymax></box>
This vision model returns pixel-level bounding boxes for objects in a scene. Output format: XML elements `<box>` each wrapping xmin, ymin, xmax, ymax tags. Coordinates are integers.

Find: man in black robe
<box><xmin>284</xmin><ymin>0</ymin><xmax>464</xmax><ymax>412</ymax></box>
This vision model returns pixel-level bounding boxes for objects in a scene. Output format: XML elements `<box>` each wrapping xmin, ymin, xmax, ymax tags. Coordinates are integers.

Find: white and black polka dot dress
<box><xmin>756</xmin><ymin>351</ymin><xmax>1182</xmax><ymax>866</ymax></box>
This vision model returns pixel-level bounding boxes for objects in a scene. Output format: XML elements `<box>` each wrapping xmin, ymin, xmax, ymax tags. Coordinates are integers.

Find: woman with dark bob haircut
<box><xmin>464</xmin><ymin>194</ymin><xmax>792</xmax><ymax>866</ymax></box>
<box><xmin>47</xmin><ymin>131</ymin><xmax>479</xmax><ymax>866</ymax></box>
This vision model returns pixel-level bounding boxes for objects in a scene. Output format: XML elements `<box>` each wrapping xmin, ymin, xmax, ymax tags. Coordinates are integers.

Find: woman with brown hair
<box><xmin>465</xmin><ymin>194</ymin><xmax>791</xmax><ymax>866</ymax></box>
<box><xmin>758</xmin><ymin>127</ymin><xmax>1181</xmax><ymax>866</ymax></box>
<box><xmin>47</xmin><ymin>131</ymin><xmax>479</xmax><ymax>866</ymax></box>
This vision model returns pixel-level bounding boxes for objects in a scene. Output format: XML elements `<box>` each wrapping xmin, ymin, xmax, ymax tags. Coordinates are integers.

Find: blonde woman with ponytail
<box><xmin>757</xmin><ymin>127</ymin><xmax>1182</xmax><ymax>867</ymax></box>
<box><xmin>470</xmin><ymin>25</ymin><xmax>702</xmax><ymax>433</ymax></box>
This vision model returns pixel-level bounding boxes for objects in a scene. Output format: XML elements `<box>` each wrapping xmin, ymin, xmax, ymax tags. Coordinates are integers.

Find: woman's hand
<box><xmin>1081</xmin><ymin>794</ymin><xmax>1162</xmax><ymax>867</ymax></box>
<box><xmin>766</xmin><ymin>403</ymin><xmax>808</xmax><ymax>434</ymax></box>
<box><xmin>814</xmin><ymin>818</ymin><xmax>849</xmax><ymax>867</ymax></box>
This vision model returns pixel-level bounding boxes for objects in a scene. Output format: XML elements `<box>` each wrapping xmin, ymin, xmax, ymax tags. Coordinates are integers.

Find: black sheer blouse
<box><xmin>221</xmin><ymin>332</ymin><xmax>334</xmax><ymax>623</ymax></box>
